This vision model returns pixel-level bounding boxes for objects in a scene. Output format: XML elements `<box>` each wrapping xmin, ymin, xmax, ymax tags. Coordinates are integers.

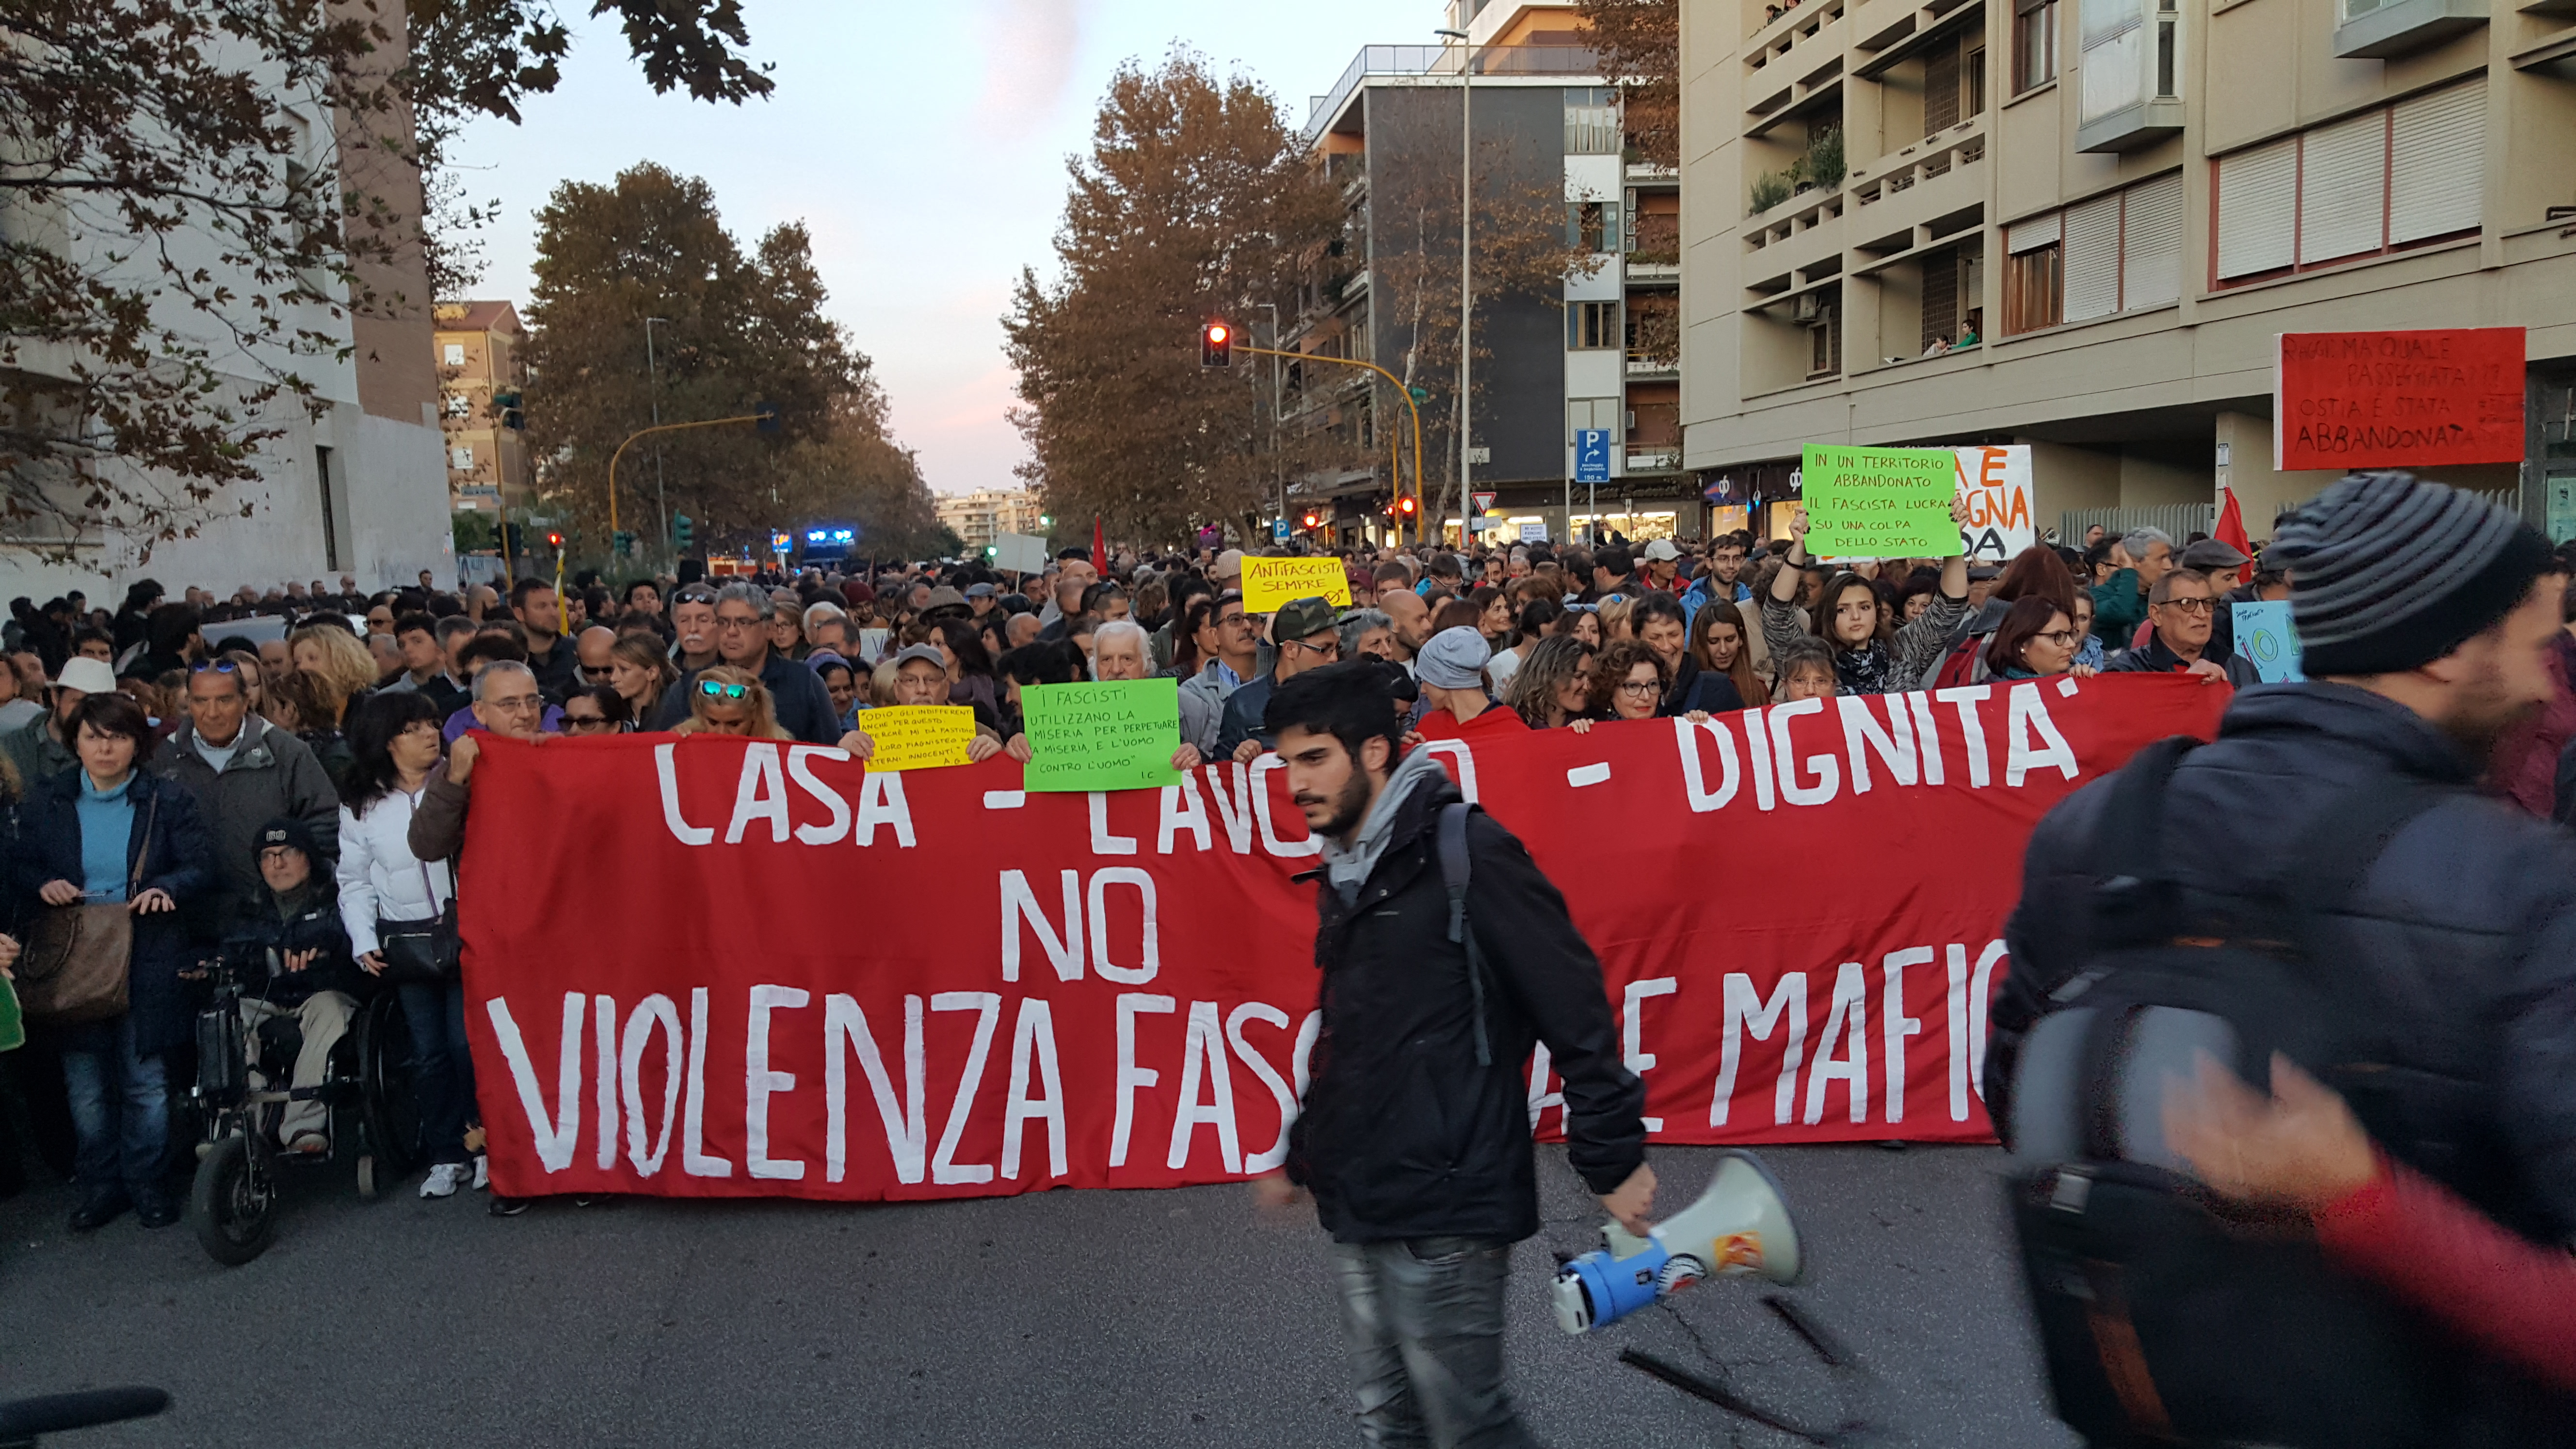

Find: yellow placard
<box><xmin>1240</xmin><ymin>556</ymin><xmax>1352</xmax><ymax>615</ymax></box>
<box><xmin>860</xmin><ymin>705</ymin><xmax>976</xmax><ymax>772</ymax></box>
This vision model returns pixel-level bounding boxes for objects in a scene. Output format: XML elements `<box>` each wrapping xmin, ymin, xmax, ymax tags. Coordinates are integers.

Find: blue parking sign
<box><xmin>1575</xmin><ymin>429</ymin><xmax>1611</xmax><ymax>483</ymax></box>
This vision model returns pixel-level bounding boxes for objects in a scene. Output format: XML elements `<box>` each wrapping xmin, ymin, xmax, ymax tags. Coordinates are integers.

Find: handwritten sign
<box><xmin>1801</xmin><ymin>446</ymin><xmax>1958</xmax><ymax>557</ymax></box>
<box><xmin>860</xmin><ymin>705</ymin><xmax>977</xmax><ymax>772</ymax></box>
<box><xmin>1240</xmin><ymin>556</ymin><xmax>1352</xmax><ymax>615</ymax></box>
<box><xmin>2232</xmin><ymin>601</ymin><xmax>2304</xmax><ymax>684</ymax></box>
<box><xmin>1951</xmin><ymin>445</ymin><xmax>2034</xmax><ymax>564</ymax></box>
<box><xmin>2275</xmin><ymin>328</ymin><xmax>2524</xmax><ymax>470</ymax></box>
<box><xmin>1018</xmin><ymin>679</ymin><xmax>1183</xmax><ymax>794</ymax></box>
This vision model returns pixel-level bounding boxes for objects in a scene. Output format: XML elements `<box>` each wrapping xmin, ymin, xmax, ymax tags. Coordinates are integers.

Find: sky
<box><xmin>448</xmin><ymin>0</ymin><xmax>1449</xmax><ymax>496</ymax></box>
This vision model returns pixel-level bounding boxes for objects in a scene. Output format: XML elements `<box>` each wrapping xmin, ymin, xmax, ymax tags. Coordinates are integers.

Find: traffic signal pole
<box><xmin>1229</xmin><ymin>343</ymin><xmax>1425</xmax><ymax>547</ymax></box>
<box><xmin>606</xmin><ymin>410</ymin><xmax>776</xmax><ymax>551</ymax></box>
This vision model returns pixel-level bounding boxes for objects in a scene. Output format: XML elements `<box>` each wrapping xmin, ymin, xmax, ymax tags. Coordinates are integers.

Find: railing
<box><xmin>2059</xmin><ymin>504</ymin><xmax>2216</xmax><ymax>547</ymax></box>
<box><xmin>1305</xmin><ymin>45</ymin><xmax>1603</xmax><ymax>142</ymax></box>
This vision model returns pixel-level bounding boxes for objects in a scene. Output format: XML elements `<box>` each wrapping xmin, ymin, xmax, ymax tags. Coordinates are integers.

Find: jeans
<box><xmin>398</xmin><ymin>981</ymin><xmax>475</xmax><ymax>1165</ymax></box>
<box><xmin>1328</xmin><ymin>1237</ymin><xmax>1537</xmax><ymax>1449</ymax></box>
<box><xmin>59</xmin><ymin>1014</ymin><xmax>169</xmax><ymax>1203</ymax></box>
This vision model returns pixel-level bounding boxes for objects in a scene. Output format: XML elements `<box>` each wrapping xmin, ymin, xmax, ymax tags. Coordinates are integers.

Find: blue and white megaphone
<box><xmin>1552</xmin><ymin>1150</ymin><xmax>1804</xmax><ymax>1335</ymax></box>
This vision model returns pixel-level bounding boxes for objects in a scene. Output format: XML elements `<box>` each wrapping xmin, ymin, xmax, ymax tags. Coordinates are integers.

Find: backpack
<box><xmin>1930</xmin><ymin>629</ymin><xmax>1986</xmax><ymax>690</ymax></box>
<box><xmin>1436</xmin><ymin>802</ymin><xmax>1495</xmax><ymax>1069</ymax></box>
<box><xmin>2006</xmin><ymin>737</ymin><xmax>2461</xmax><ymax>1449</ymax></box>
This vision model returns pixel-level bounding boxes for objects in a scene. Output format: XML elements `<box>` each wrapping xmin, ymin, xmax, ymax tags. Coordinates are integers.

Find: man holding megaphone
<box><xmin>1254</xmin><ymin>660</ymin><xmax>1653</xmax><ymax>1449</ymax></box>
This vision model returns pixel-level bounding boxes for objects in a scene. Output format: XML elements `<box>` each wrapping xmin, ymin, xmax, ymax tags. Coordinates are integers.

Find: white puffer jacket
<box><xmin>336</xmin><ymin>788</ymin><xmax>455</xmax><ymax>957</ymax></box>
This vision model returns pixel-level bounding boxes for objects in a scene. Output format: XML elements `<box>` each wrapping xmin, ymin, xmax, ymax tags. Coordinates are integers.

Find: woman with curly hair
<box><xmin>287</xmin><ymin>622</ymin><xmax>379</xmax><ymax>725</ymax></box>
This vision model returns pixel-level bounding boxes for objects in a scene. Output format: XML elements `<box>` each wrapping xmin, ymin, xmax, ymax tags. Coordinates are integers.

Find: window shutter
<box><xmin>2121</xmin><ymin>172</ymin><xmax>2184</xmax><ymax>309</ymax></box>
<box><xmin>2390</xmin><ymin>78</ymin><xmax>2484</xmax><ymax>245</ymax></box>
<box><xmin>2008</xmin><ymin>212</ymin><xmax>2062</xmax><ymax>252</ymax></box>
<box><xmin>2298</xmin><ymin>110</ymin><xmax>2388</xmax><ymax>264</ymax></box>
<box><xmin>2061</xmin><ymin>192</ymin><xmax>2123</xmax><ymax>321</ymax></box>
<box><xmin>2216</xmin><ymin>137</ymin><xmax>2297</xmax><ymax>279</ymax></box>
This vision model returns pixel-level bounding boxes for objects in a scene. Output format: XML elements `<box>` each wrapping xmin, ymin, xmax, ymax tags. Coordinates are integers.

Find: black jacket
<box><xmin>1993</xmin><ymin>684</ymin><xmax>2576</xmax><ymax>1245</ymax></box>
<box><xmin>524</xmin><ymin>631</ymin><xmax>581</xmax><ymax>701</ymax></box>
<box><xmin>229</xmin><ymin>879</ymin><xmax>360</xmax><ymax>1008</ymax></box>
<box><xmin>1290</xmin><ymin>776</ymin><xmax>1645</xmax><ymax>1243</ymax></box>
<box><xmin>15</xmin><ymin>769</ymin><xmax>213</xmax><ymax>1057</ymax></box>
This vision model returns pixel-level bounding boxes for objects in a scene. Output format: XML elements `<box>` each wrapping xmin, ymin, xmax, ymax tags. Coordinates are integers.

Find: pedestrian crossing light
<box><xmin>1201</xmin><ymin>321</ymin><xmax>1232</xmax><ymax>369</ymax></box>
<box><xmin>674</xmin><ymin>513</ymin><xmax>693</xmax><ymax>549</ymax></box>
<box><xmin>612</xmin><ymin>530</ymin><xmax>635</xmax><ymax>558</ymax></box>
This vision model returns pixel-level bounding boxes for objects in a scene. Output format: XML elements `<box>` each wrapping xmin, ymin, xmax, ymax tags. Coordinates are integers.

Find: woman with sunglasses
<box><xmin>558</xmin><ymin>685</ymin><xmax>631</xmax><ymax>735</ymax></box>
<box><xmin>673</xmin><ymin>666</ymin><xmax>792</xmax><ymax>740</ymax></box>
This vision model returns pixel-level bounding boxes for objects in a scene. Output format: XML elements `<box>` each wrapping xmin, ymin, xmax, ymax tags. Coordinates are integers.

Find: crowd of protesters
<box><xmin>0</xmin><ymin>475</ymin><xmax>2572</xmax><ymax>1281</ymax></box>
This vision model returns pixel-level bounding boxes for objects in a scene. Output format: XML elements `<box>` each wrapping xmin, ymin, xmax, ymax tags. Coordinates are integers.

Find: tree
<box><xmin>1575</xmin><ymin>0</ymin><xmax>1680</xmax><ymax>168</ymax></box>
<box><xmin>1004</xmin><ymin>51</ymin><xmax>1350</xmax><ymax>547</ymax></box>
<box><xmin>520</xmin><ymin>162</ymin><xmax>928</xmax><ymax>562</ymax></box>
<box><xmin>0</xmin><ymin>0</ymin><xmax>773</xmax><ymax>559</ymax></box>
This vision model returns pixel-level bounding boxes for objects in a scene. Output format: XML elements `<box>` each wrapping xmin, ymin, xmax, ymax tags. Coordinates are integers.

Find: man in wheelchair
<box><xmin>227</xmin><ymin>818</ymin><xmax>362</xmax><ymax>1155</ymax></box>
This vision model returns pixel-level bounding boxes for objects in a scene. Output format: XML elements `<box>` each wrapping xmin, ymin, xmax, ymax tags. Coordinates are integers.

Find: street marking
<box><xmin>1566</xmin><ymin>762</ymin><xmax>1612</xmax><ymax>788</ymax></box>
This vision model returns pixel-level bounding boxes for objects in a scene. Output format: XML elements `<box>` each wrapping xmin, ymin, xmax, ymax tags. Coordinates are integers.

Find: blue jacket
<box><xmin>16</xmin><ymin>768</ymin><xmax>213</xmax><ymax>1056</ymax></box>
<box><xmin>1214</xmin><ymin>672</ymin><xmax>1279</xmax><ymax>759</ymax></box>
<box><xmin>1994</xmin><ymin>683</ymin><xmax>2576</xmax><ymax>1247</ymax></box>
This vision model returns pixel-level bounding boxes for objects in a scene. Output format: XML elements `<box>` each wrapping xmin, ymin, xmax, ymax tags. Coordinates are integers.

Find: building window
<box><xmin>1565</xmin><ymin>87</ymin><xmax>1620</xmax><ymax>155</ymax></box>
<box><xmin>2212</xmin><ymin>77</ymin><xmax>2485</xmax><ymax>285</ymax></box>
<box><xmin>442</xmin><ymin>342</ymin><xmax>466</xmax><ymax>367</ymax></box>
<box><xmin>449</xmin><ymin>446</ymin><xmax>474</xmax><ymax>470</ymax></box>
<box><xmin>2000</xmin><ymin>170</ymin><xmax>2182</xmax><ymax>333</ymax></box>
<box><xmin>1566</xmin><ymin>200</ymin><xmax>1621</xmax><ymax>253</ymax></box>
<box><xmin>2014</xmin><ymin>0</ymin><xmax>2059</xmax><ymax>92</ymax></box>
<box><xmin>1569</xmin><ymin>301</ymin><xmax>1620</xmax><ymax>349</ymax></box>
<box><xmin>1966</xmin><ymin>45</ymin><xmax>1989</xmax><ymax>116</ymax></box>
<box><xmin>443</xmin><ymin>392</ymin><xmax>470</xmax><ymax>419</ymax></box>
<box><xmin>1807</xmin><ymin>313</ymin><xmax>1841</xmax><ymax>379</ymax></box>
<box><xmin>315</xmin><ymin>445</ymin><xmax>340</xmax><ymax>572</ymax></box>
<box><xmin>2155</xmin><ymin>0</ymin><xmax>2178</xmax><ymax>97</ymax></box>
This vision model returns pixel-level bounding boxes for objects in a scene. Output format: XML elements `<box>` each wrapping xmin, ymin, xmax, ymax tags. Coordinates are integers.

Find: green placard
<box><xmin>1019</xmin><ymin>678</ymin><xmax>1185</xmax><ymax>794</ymax></box>
<box><xmin>0</xmin><ymin>973</ymin><xmax>21</xmax><ymax>1054</ymax></box>
<box><xmin>1801</xmin><ymin>445</ymin><xmax>1958</xmax><ymax>557</ymax></box>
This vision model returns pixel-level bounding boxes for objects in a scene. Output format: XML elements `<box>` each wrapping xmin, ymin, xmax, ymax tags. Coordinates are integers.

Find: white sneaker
<box><xmin>472</xmin><ymin>1154</ymin><xmax>489</xmax><ymax>1191</ymax></box>
<box><xmin>419</xmin><ymin>1162</ymin><xmax>467</xmax><ymax>1199</ymax></box>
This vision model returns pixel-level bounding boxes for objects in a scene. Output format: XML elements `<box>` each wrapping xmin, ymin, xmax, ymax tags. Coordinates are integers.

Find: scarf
<box><xmin>1834</xmin><ymin>639</ymin><xmax>1898</xmax><ymax>696</ymax></box>
<box><xmin>1320</xmin><ymin>746</ymin><xmax>1452</xmax><ymax>904</ymax></box>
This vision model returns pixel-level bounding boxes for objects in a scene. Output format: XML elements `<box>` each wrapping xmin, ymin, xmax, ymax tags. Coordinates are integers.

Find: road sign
<box><xmin>1470</xmin><ymin>492</ymin><xmax>1496</xmax><ymax>514</ymax></box>
<box><xmin>1575</xmin><ymin>429</ymin><xmax>1612</xmax><ymax>483</ymax></box>
<box><xmin>1271</xmin><ymin>518</ymin><xmax>1290</xmax><ymax>542</ymax></box>
<box><xmin>1465</xmin><ymin>446</ymin><xmax>1491</xmax><ymax>465</ymax></box>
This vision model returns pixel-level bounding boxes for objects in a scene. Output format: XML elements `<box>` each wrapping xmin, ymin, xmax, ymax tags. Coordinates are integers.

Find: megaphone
<box><xmin>1552</xmin><ymin>1150</ymin><xmax>1804</xmax><ymax>1335</ymax></box>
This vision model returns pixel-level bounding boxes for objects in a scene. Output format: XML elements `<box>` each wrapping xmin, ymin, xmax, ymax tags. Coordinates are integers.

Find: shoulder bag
<box><xmin>18</xmin><ymin>790</ymin><xmax>158</xmax><ymax>1025</ymax></box>
<box><xmin>375</xmin><ymin>855</ymin><xmax>459</xmax><ymax>985</ymax></box>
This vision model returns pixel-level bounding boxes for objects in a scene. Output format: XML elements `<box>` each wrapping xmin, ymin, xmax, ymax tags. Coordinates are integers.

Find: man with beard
<box><xmin>1988</xmin><ymin>470</ymin><xmax>2576</xmax><ymax>1445</ymax></box>
<box><xmin>1253</xmin><ymin>661</ymin><xmax>1650</xmax><ymax>1449</ymax></box>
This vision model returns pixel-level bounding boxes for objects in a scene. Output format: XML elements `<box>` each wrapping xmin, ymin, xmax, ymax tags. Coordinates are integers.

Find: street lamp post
<box><xmin>1434</xmin><ymin>27</ymin><xmax>1474</xmax><ymax>552</ymax></box>
<box><xmin>645</xmin><ymin>317</ymin><xmax>672</xmax><ymax>567</ymax></box>
<box><xmin>1255</xmin><ymin>301</ymin><xmax>1286</xmax><ymax>536</ymax></box>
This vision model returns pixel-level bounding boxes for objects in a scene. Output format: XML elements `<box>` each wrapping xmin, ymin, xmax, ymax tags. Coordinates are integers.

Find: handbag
<box><xmin>375</xmin><ymin>857</ymin><xmax>459</xmax><ymax>984</ymax></box>
<box><xmin>18</xmin><ymin>791</ymin><xmax>157</xmax><ymax>1026</ymax></box>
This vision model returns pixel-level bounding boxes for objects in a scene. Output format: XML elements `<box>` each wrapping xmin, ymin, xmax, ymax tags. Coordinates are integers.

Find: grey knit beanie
<box><xmin>2268</xmin><ymin>470</ymin><xmax>2552</xmax><ymax>676</ymax></box>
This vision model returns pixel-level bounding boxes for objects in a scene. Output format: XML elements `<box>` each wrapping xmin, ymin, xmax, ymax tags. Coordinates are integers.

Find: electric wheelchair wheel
<box><xmin>354</xmin><ymin>992</ymin><xmax>424</xmax><ymax>1188</ymax></box>
<box><xmin>191</xmin><ymin>1135</ymin><xmax>275</xmax><ymax>1266</ymax></box>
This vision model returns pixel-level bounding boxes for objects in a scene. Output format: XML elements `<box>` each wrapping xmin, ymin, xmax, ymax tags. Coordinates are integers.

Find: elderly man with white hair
<box><xmin>1001</xmin><ymin>619</ymin><xmax>1204</xmax><ymax>772</ymax></box>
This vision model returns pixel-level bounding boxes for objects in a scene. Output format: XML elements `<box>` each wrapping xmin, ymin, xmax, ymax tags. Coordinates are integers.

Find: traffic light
<box><xmin>1398</xmin><ymin>495</ymin><xmax>1418</xmax><ymax>518</ymax></box>
<box><xmin>612</xmin><ymin>530</ymin><xmax>635</xmax><ymax>558</ymax></box>
<box><xmin>754</xmin><ymin>402</ymin><xmax>780</xmax><ymax>435</ymax></box>
<box><xmin>1302</xmin><ymin>512</ymin><xmax>1321</xmax><ymax>530</ymax></box>
<box><xmin>1038</xmin><ymin>514</ymin><xmax>1053</xmax><ymax>528</ymax></box>
<box><xmin>673</xmin><ymin>513</ymin><xmax>694</xmax><ymax>549</ymax></box>
<box><xmin>1201</xmin><ymin>321</ymin><xmax>1232</xmax><ymax>368</ymax></box>
<box><xmin>492</xmin><ymin>390</ymin><xmax>526</xmax><ymax>430</ymax></box>
<box><xmin>545</xmin><ymin>530</ymin><xmax>564</xmax><ymax>554</ymax></box>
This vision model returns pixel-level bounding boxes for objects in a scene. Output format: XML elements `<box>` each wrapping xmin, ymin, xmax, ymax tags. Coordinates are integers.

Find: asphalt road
<box><xmin>0</xmin><ymin>1143</ymin><xmax>2075</xmax><ymax>1449</ymax></box>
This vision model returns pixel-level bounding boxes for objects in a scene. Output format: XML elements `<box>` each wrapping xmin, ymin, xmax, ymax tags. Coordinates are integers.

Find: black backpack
<box><xmin>2006</xmin><ymin>736</ymin><xmax>2463</xmax><ymax>1449</ymax></box>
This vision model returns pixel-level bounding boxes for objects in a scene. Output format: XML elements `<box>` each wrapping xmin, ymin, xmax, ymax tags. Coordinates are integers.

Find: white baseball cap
<box><xmin>1642</xmin><ymin>539</ymin><xmax>1682</xmax><ymax>563</ymax></box>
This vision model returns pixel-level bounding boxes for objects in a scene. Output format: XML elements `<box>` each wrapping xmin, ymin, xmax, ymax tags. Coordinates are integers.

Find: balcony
<box><xmin>1304</xmin><ymin>44</ymin><xmax>1603</xmax><ymax>144</ymax></box>
<box><xmin>2334</xmin><ymin>0</ymin><xmax>2488</xmax><ymax>55</ymax></box>
<box><xmin>1848</xmin><ymin>123</ymin><xmax>1985</xmax><ymax>244</ymax></box>
<box><xmin>1625</xmin><ymin>351</ymin><xmax>1681</xmax><ymax>380</ymax></box>
<box><xmin>1626</xmin><ymin>446</ymin><xmax>1684</xmax><ymax>473</ymax></box>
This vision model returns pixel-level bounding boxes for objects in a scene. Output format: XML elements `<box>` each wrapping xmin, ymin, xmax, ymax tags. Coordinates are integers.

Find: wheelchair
<box><xmin>185</xmin><ymin>946</ymin><xmax>423</xmax><ymax>1265</ymax></box>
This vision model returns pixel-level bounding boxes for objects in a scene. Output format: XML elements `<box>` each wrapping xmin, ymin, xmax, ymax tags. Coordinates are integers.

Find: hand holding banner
<box><xmin>1019</xmin><ymin>679</ymin><xmax>1184</xmax><ymax>793</ymax></box>
<box><xmin>860</xmin><ymin>706</ymin><xmax>977</xmax><ymax>772</ymax></box>
<box><xmin>1241</xmin><ymin>557</ymin><xmax>1351</xmax><ymax>615</ymax></box>
<box><xmin>1802</xmin><ymin>446</ymin><xmax>1959</xmax><ymax>557</ymax></box>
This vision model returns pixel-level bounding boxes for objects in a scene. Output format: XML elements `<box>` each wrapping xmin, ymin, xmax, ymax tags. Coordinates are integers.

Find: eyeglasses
<box><xmin>1616</xmin><ymin>680</ymin><xmax>1660</xmax><ymax>696</ymax></box>
<box><xmin>698</xmin><ymin>680</ymin><xmax>750</xmax><ymax>699</ymax></box>
<box><xmin>1288</xmin><ymin>637</ymin><xmax>1341</xmax><ymax>659</ymax></box>
<box><xmin>714</xmin><ymin>614</ymin><xmax>764</xmax><ymax>632</ymax></box>
<box><xmin>561</xmin><ymin>714</ymin><xmax>613</xmax><ymax>731</ymax></box>
<box><xmin>2158</xmin><ymin>596</ymin><xmax>2217</xmax><ymax>615</ymax></box>
<box><xmin>2036</xmin><ymin>629</ymin><xmax>2081</xmax><ymax>647</ymax></box>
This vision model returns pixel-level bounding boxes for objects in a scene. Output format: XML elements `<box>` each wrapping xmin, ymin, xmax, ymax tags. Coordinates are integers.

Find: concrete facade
<box><xmin>1679</xmin><ymin>0</ymin><xmax>2576</xmax><ymax>539</ymax></box>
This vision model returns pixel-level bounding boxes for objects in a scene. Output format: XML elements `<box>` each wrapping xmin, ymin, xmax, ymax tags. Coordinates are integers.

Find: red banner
<box><xmin>460</xmin><ymin>676</ymin><xmax>2226</xmax><ymax>1200</ymax></box>
<box><xmin>2274</xmin><ymin>326</ymin><xmax>2525</xmax><ymax>470</ymax></box>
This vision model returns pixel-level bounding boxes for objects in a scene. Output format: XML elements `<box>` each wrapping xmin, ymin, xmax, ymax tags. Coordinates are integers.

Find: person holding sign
<box><xmin>1005</xmin><ymin>621</ymin><xmax>1200</xmax><ymax>773</ymax></box>
<box><xmin>837</xmin><ymin>646</ymin><xmax>1005</xmax><ymax>765</ymax></box>
<box><xmin>1762</xmin><ymin>495</ymin><xmax>1974</xmax><ymax>696</ymax></box>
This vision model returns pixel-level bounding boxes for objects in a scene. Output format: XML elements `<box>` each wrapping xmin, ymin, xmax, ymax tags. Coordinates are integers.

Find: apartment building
<box><xmin>1679</xmin><ymin>0</ymin><xmax>2576</xmax><ymax>538</ymax></box>
<box><xmin>934</xmin><ymin>488</ymin><xmax>1046</xmax><ymax>554</ymax></box>
<box><xmin>1298</xmin><ymin>1</ymin><xmax>1695</xmax><ymax>547</ymax></box>
<box><xmin>434</xmin><ymin>301</ymin><xmax>532</xmax><ymax>514</ymax></box>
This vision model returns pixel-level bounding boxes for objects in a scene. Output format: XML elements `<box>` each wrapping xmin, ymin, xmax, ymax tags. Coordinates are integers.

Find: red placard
<box><xmin>2275</xmin><ymin>327</ymin><xmax>2525</xmax><ymax>471</ymax></box>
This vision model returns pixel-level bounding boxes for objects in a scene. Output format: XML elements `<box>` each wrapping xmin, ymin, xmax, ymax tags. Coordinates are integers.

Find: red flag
<box><xmin>1092</xmin><ymin>515</ymin><xmax>1104</xmax><ymax>568</ymax></box>
<box><xmin>2216</xmin><ymin>485</ymin><xmax>2253</xmax><ymax>556</ymax></box>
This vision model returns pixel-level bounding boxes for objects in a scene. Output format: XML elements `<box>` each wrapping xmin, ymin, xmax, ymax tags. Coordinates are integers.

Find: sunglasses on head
<box><xmin>698</xmin><ymin>680</ymin><xmax>750</xmax><ymax>699</ymax></box>
<box><xmin>188</xmin><ymin>659</ymin><xmax>242</xmax><ymax>674</ymax></box>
